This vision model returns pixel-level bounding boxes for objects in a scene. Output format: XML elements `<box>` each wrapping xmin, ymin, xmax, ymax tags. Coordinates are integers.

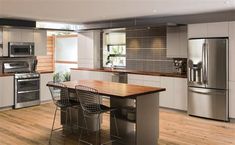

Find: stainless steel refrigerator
<box><xmin>188</xmin><ymin>38</ymin><xmax>229</xmax><ymax>121</ymax></box>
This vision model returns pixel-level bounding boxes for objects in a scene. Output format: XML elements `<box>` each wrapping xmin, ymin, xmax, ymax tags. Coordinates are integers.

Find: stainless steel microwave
<box><xmin>8</xmin><ymin>42</ymin><xmax>35</xmax><ymax>57</ymax></box>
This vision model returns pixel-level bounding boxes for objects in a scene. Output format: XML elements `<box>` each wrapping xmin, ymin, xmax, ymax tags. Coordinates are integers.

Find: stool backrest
<box><xmin>47</xmin><ymin>81</ymin><xmax>70</xmax><ymax>107</ymax></box>
<box><xmin>75</xmin><ymin>85</ymin><xmax>101</xmax><ymax>114</ymax></box>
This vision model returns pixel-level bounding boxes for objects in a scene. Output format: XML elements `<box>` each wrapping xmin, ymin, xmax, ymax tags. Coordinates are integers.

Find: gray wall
<box><xmin>126</xmin><ymin>26</ymin><xmax>174</xmax><ymax>72</ymax></box>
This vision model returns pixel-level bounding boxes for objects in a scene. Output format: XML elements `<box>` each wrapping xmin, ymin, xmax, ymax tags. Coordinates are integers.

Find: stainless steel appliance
<box><xmin>173</xmin><ymin>58</ymin><xmax>187</xmax><ymax>74</ymax></box>
<box><xmin>3</xmin><ymin>57</ymin><xmax>40</xmax><ymax>109</ymax></box>
<box><xmin>8</xmin><ymin>42</ymin><xmax>34</xmax><ymax>57</ymax></box>
<box><xmin>14</xmin><ymin>73</ymin><xmax>40</xmax><ymax>109</ymax></box>
<box><xmin>188</xmin><ymin>38</ymin><xmax>229</xmax><ymax>121</ymax></box>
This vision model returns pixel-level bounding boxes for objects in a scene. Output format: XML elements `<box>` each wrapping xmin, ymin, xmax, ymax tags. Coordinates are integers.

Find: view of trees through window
<box><xmin>103</xmin><ymin>32</ymin><xmax>126</xmax><ymax>68</ymax></box>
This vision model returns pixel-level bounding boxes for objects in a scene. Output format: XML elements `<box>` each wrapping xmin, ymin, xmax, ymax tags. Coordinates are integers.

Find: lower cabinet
<box><xmin>71</xmin><ymin>70</ymin><xmax>112</xmax><ymax>81</ymax></box>
<box><xmin>128</xmin><ymin>74</ymin><xmax>188</xmax><ymax>111</ymax></box>
<box><xmin>70</xmin><ymin>71</ymin><xmax>188</xmax><ymax>111</ymax></box>
<box><xmin>40</xmin><ymin>73</ymin><xmax>53</xmax><ymax>102</ymax></box>
<box><xmin>0</xmin><ymin>76</ymin><xmax>14</xmax><ymax>108</ymax></box>
<box><xmin>229</xmin><ymin>81</ymin><xmax>235</xmax><ymax>118</ymax></box>
<box><xmin>159</xmin><ymin>77</ymin><xmax>175</xmax><ymax>109</ymax></box>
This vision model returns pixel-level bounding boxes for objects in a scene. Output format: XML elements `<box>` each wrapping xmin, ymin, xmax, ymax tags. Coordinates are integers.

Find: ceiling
<box><xmin>0</xmin><ymin>0</ymin><xmax>235</xmax><ymax>24</ymax></box>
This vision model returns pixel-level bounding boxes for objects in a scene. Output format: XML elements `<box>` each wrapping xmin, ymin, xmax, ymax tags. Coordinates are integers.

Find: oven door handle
<box><xmin>18</xmin><ymin>90</ymin><xmax>40</xmax><ymax>94</ymax></box>
<box><xmin>17</xmin><ymin>78</ymin><xmax>40</xmax><ymax>82</ymax></box>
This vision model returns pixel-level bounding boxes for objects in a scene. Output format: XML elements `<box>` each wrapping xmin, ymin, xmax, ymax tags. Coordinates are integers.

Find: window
<box><xmin>54</xmin><ymin>34</ymin><xmax>78</xmax><ymax>73</ymax></box>
<box><xmin>103</xmin><ymin>32</ymin><xmax>126</xmax><ymax>68</ymax></box>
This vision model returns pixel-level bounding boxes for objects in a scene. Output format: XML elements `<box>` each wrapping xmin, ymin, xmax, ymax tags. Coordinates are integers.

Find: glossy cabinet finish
<box><xmin>128</xmin><ymin>74</ymin><xmax>187</xmax><ymax>111</ymax></box>
<box><xmin>71</xmin><ymin>70</ymin><xmax>113</xmax><ymax>82</ymax></box>
<box><xmin>2</xmin><ymin>28</ymin><xmax>9</xmax><ymax>56</ymax></box>
<box><xmin>2</xmin><ymin>28</ymin><xmax>47</xmax><ymax>56</ymax></box>
<box><xmin>188</xmin><ymin>22</ymin><xmax>229</xmax><ymax>38</ymax></box>
<box><xmin>229</xmin><ymin>21</ymin><xmax>235</xmax><ymax>118</ymax></box>
<box><xmin>77</xmin><ymin>31</ymin><xmax>100</xmax><ymax>68</ymax></box>
<box><xmin>71</xmin><ymin>70</ymin><xmax>187</xmax><ymax>110</ymax></box>
<box><xmin>8</xmin><ymin>28</ymin><xmax>34</xmax><ymax>42</ymax></box>
<box><xmin>34</xmin><ymin>30</ymin><xmax>47</xmax><ymax>56</ymax></box>
<box><xmin>167</xmin><ymin>26</ymin><xmax>188</xmax><ymax>58</ymax></box>
<box><xmin>40</xmin><ymin>73</ymin><xmax>53</xmax><ymax>102</ymax></box>
<box><xmin>0</xmin><ymin>76</ymin><xmax>14</xmax><ymax>108</ymax></box>
<box><xmin>0</xmin><ymin>28</ymin><xmax>2</xmax><ymax>56</ymax></box>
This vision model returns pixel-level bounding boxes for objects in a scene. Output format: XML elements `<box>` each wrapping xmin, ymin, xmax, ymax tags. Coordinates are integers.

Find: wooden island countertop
<box><xmin>47</xmin><ymin>80</ymin><xmax>165</xmax><ymax>99</ymax></box>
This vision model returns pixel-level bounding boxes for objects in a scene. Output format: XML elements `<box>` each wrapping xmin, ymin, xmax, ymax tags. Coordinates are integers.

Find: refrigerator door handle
<box><xmin>205</xmin><ymin>42</ymin><xmax>209</xmax><ymax>85</ymax></box>
<box><xmin>202</xmin><ymin>43</ymin><xmax>207</xmax><ymax>85</ymax></box>
<box><xmin>189</xmin><ymin>87</ymin><xmax>226</xmax><ymax>95</ymax></box>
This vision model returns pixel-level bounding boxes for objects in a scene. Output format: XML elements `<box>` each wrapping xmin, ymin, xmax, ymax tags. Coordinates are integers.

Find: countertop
<box><xmin>71</xmin><ymin>67</ymin><xmax>187</xmax><ymax>78</ymax></box>
<box><xmin>0</xmin><ymin>70</ymin><xmax>54</xmax><ymax>77</ymax></box>
<box><xmin>0</xmin><ymin>73</ymin><xmax>15</xmax><ymax>77</ymax></box>
<box><xmin>47</xmin><ymin>80</ymin><xmax>166</xmax><ymax>98</ymax></box>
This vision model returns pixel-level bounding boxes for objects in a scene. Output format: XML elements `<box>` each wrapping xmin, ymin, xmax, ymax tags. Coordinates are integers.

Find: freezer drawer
<box><xmin>188</xmin><ymin>87</ymin><xmax>229</xmax><ymax>121</ymax></box>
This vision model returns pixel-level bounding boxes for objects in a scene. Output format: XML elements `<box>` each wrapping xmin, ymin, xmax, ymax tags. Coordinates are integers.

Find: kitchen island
<box><xmin>47</xmin><ymin>80</ymin><xmax>165</xmax><ymax>145</ymax></box>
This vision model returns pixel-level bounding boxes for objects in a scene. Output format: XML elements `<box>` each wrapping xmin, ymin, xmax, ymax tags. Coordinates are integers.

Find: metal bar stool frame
<box><xmin>48</xmin><ymin>81</ymin><xmax>79</xmax><ymax>145</ymax></box>
<box><xmin>75</xmin><ymin>85</ymin><xmax>119</xmax><ymax>145</ymax></box>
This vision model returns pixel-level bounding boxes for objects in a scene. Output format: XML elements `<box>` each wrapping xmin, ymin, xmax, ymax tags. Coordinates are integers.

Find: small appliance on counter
<box><xmin>173</xmin><ymin>58</ymin><xmax>187</xmax><ymax>74</ymax></box>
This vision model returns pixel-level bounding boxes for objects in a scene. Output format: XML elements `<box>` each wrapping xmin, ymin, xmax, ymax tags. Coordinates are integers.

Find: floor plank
<box><xmin>0</xmin><ymin>103</ymin><xmax>234</xmax><ymax>145</ymax></box>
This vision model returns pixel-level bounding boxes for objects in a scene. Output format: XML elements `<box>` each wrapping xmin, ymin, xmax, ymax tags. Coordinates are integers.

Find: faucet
<box><xmin>106</xmin><ymin>60</ymin><xmax>114</xmax><ymax>69</ymax></box>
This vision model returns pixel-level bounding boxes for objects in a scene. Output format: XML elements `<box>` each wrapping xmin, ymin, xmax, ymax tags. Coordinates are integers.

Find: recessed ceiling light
<box><xmin>153</xmin><ymin>9</ymin><xmax>157</xmax><ymax>13</ymax></box>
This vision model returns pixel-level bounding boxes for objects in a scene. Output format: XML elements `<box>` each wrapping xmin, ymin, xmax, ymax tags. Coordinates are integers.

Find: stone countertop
<box><xmin>71</xmin><ymin>67</ymin><xmax>187</xmax><ymax>78</ymax></box>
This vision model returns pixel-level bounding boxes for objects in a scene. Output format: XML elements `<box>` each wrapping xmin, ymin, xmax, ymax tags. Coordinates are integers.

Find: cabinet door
<box><xmin>174</xmin><ymin>78</ymin><xmax>187</xmax><ymax>111</ymax></box>
<box><xmin>143</xmin><ymin>80</ymin><xmax>161</xmax><ymax>87</ymax></box>
<box><xmin>0</xmin><ymin>76</ymin><xmax>14</xmax><ymax>107</ymax></box>
<box><xmin>160</xmin><ymin>77</ymin><xmax>174</xmax><ymax>108</ymax></box>
<box><xmin>229</xmin><ymin>22</ymin><xmax>235</xmax><ymax>81</ymax></box>
<box><xmin>77</xmin><ymin>32</ymin><xmax>94</xmax><ymax>68</ymax></box>
<box><xmin>128</xmin><ymin>74</ymin><xmax>144</xmax><ymax>85</ymax></box>
<box><xmin>188</xmin><ymin>23</ymin><xmax>207</xmax><ymax>38</ymax></box>
<box><xmin>0</xmin><ymin>28</ymin><xmax>3</xmax><ymax>56</ymax></box>
<box><xmin>21</xmin><ymin>29</ymin><xmax>34</xmax><ymax>42</ymax></box>
<box><xmin>40</xmin><ymin>73</ymin><xmax>53</xmax><ymax>102</ymax></box>
<box><xmin>166</xmin><ymin>27</ymin><xmax>180</xmax><ymax>58</ymax></box>
<box><xmin>229</xmin><ymin>81</ymin><xmax>235</xmax><ymax>118</ymax></box>
<box><xmin>34</xmin><ymin>30</ymin><xmax>47</xmax><ymax>56</ymax></box>
<box><xmin>8</xmin><ymin>29</ymin><xmax>21</xmax><ymax>42</ymax></box>
<box><xmin>128</xmin><ymin>79</ymin><xmax>144</xmax><ymax>86</ymax></box>
<box><xmin>71</xmin><ymin>70</ymin><xmax>89</xmax><ymax>80</ymax></box>
<box><xmin>2</xmin><ymin>28</ymin><xmax>9</xmax><ymax>56</ymax></box>
<box><xmin>207</xmin><ymin>22</ymin><xmax>229</xmax><ymax>37</ymax></box>
<box><xmin>101</xmin><ymin>72</ymin><xmax>112</xmax><ymax>82</ymax></box>
<box><xmin>179</xmin><ymin>26</ymin><xmax>188</xmax><ymax>58</ymax></box>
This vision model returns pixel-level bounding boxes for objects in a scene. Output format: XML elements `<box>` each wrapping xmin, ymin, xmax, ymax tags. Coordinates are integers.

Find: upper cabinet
<box><xmin>1</xmin><ymin>28</ymin><xmax>47</xmax><ymax>56</ymax></box>
<box><xmin>0</xmin><ymin>28</ymin><xmax>3</xmax><ymax>56</ymax></box>
<box><xmin>34</xmin><ymin>30</ymin><xmax>47</xmax><ymax>56</ymax></box>
<box><xmin>188</xmin><ymin>22</ymin><xmax>229</xmax><ymax>38</ymax></box>
<box><xmin>8</xmin><ymin>28</ymin><xmax>34</xmax><ymax>42</ymax></box>
<box><xmin>166</xmin><ymin>26</ymin><xmax>188</xmax><ymax>58</ymax></box>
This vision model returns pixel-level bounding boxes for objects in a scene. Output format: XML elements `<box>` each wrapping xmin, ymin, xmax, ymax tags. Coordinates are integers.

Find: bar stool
<box><xmin>47</xmin><ymin>81</ymin><xmax>80</xmax><ymax>144</ymax></box>
<box><xmin>75</xmin><ymin>85</ymin><xmax>119</xmax><ymax>145</ymax></box>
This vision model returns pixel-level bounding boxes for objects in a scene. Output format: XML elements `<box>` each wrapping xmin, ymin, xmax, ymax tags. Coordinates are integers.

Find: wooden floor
<box><xmin>0</xmin><ymin>103</ymin><xmax>234</xmax><ymax>145</ymax></box>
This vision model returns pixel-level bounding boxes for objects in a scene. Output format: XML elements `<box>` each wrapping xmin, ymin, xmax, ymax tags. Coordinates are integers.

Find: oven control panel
<box><xmin>15</xmin><ymin>73</ymin><xmax>40</xmax><ymax>79</ymax></box>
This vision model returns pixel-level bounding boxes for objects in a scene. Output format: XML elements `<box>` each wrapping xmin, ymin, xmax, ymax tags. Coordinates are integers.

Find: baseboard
<box><xmin>0</xmin><ymin>106</ymin><xmax>13</xmax><ymax>111</ymax></box>
<box><xmin>40</xmin><ymin>100</ymin><xmax>52</xmax><ymax>104</ymax></box>
<box><xmin>159</xmin><ymin>106</ymin><xmax>187</xmax><ymax>113</ymax></box>
<box><xmin>230</xmin><ymin>118</ymin><xmax>235</xmax><ymax>123</ymax></box>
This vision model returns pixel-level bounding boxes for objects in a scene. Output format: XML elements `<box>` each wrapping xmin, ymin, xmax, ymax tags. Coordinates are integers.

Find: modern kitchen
<box><xmin>0</xmin><ymin>0</ymin><xmax>235</xmax><ymax>145</ymax></box>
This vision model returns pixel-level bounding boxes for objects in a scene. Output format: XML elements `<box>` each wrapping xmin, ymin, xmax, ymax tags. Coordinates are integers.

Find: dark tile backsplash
<box><xmin>126</xmin><ymin>26</ymin><xmax>174</xmax><ymax>72</ymax></box>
